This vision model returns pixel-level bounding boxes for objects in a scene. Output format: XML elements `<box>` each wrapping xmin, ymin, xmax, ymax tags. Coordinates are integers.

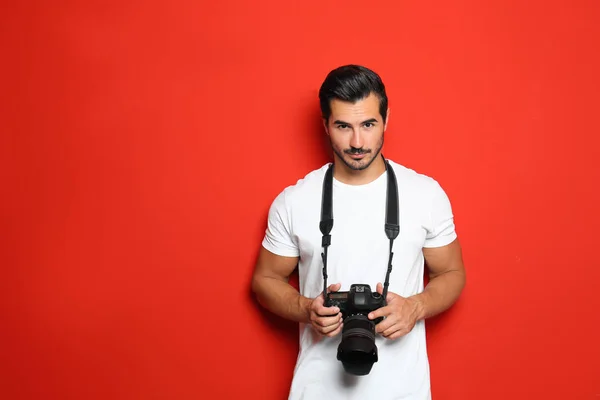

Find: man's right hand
<box><xmin>306</xmin><ymin>283</ymin><xmax>343</xmax><ymax>337</ymax></box>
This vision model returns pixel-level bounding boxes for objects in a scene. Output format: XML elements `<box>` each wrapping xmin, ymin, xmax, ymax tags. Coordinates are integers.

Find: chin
<box><xmin>344</xmin><ymin>156</ymin><xmax>372</xmax><ymax>171</ymax></box>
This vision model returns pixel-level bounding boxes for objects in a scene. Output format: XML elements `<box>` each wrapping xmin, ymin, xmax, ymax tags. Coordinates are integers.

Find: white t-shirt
<box><xmin>262</xmin><ymin>159</ymin><xmax>457</xmax><ymax>400</ymax></box>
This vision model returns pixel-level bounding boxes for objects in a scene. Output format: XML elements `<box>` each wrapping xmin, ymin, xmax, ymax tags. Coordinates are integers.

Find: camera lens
<box><xmin>336</xmin><ymin>314</ymin><xmax>378</xmax><ymax>375</ymax></box>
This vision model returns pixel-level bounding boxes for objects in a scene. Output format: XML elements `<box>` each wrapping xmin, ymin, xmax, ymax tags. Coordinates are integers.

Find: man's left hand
<box><xmin>367</xmin><ymin>282</ymin><xmax>422</xmax><ymax>340</ymax></box>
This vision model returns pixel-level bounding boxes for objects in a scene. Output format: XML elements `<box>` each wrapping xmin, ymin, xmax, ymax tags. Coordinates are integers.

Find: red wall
<box><xmin>2</xmin><ymin>1</ymin><xmax>599</xmax><ymax>399</ymax></box>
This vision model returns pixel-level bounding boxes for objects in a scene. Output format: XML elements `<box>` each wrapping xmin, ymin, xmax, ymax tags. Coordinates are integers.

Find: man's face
<box><xmin>324</xmin><ymin>93</ymin><xmax>388</xmax><ymax>172</ymax></box>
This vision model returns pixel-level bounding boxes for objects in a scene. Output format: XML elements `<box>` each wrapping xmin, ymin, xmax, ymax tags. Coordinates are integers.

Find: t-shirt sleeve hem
<box><xmin>423</xmin><ymin>232</ymin><xmax>457</xmax><ymax>248</ymax></box>
<box><xmin>261</xmin><ymin>239</ymin><xmax>300</xmax><ymax>258</ymax></box>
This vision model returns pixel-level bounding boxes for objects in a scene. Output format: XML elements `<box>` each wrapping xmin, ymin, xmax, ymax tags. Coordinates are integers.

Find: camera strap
<box><xmin>319</xmin><ymin>155</ymin><xmax>400</xmax><ymax>304</ymax></box>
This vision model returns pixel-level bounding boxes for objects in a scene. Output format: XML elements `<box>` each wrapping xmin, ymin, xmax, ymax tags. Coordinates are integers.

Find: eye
<box><xmin>364</xmin><ymin>122</ymin><xmax>374</xmax><ymax>128</ymax></box>
<box><xmin>337</xmin><ymin>124</ymin><xmax>350</xmax><ymax>129</ymax></box>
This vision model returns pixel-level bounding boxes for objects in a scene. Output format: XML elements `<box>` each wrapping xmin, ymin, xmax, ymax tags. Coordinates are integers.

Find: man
<box><xmin>251</xmin><ymin>65</ymin><xmax>466</xmax><ymax>399</ymax></box>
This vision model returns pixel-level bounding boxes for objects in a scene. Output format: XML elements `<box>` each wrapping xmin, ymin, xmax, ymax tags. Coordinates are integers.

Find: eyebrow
<box><xmin>333</xmin><ymin>118</ymin><xmax>378</xmax><ymax>126</ymax></box>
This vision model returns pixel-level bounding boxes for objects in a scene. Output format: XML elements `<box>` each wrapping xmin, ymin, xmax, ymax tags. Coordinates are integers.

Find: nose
<box><xmin>350</xmin><ymin>128</ymin><xmax>364</xmax><ymax>149</ymax></box>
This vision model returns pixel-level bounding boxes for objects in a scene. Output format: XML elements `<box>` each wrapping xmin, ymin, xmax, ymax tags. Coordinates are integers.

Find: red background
<box><xmin>2</xmin><ymin>1</ymin><xmax>599</xmax><ymax>399</ymax></box>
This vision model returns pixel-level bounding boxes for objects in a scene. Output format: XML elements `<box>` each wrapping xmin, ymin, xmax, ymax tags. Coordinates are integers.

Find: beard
<box><xmin>330</xmin><ymin>133</ymin><xmax>384</xmax><ymax>171</ymax></box>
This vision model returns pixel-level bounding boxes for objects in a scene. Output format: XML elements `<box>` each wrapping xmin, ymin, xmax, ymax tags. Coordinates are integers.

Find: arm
<box><xmin>251</xmin><ymin>246</ymin><xmax>311</xmax><ymax>324</ymax></box>
<box><xmin>410</xmin><ymin>238</ymin><xmax>466</xmax><ymax>321</ymax></box>
<box><xmin>253</xmin><ymin>190</ymin><xmax>343</xmax><ymax>335</ymax></box>
<box><xmin>366</xmin><ymin>181</ymin><xmax>466</xmax><ymax>339</ymax></box>
<box><xmin>251</xmin><ymin>246</ymin><xmax>344</xmax><ymax>336</ymax></box>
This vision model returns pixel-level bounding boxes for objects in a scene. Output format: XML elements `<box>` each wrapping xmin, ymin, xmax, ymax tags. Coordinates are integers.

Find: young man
<box><xmin>251</xmin><ymin>65</ymin><xmax>466</xmax><ymax>400</ymax></box>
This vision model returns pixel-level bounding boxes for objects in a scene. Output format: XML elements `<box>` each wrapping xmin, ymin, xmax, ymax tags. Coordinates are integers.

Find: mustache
<box><xmin>344</xmin><ymin>148</ymin><xmax>371</xmax><ymax>155</ymax></box>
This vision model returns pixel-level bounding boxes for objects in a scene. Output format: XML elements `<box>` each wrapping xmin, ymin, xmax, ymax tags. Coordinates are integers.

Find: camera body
<box><xmin>326</xmin><ymin>283</ymin><xmax>385</xmax><ymax>323</ymax></box>
<box><xmin>325</xmin><ymin>284</ymin><xmax>386</xmax><ymax>375</ymax></box>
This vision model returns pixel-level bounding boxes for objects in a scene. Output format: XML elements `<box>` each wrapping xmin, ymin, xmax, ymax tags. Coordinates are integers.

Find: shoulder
<box><xmin>284</xmin><ymin>163</ymin><xmax>331</xmax><ymax>196</ymax></box>
<box><xmin>269</xmin><ymin>163</ymin><xmax>331</xmax><ymax>210</ymax></box>
<box><xmin>386</xmin><ymin>159</ymin><xmax>444</xmax><ymax>196</ymax></box>
<box><xmin>386</xmin><ymin>159</ymin><xmax>453</xmax><ymax>218</ymax></box>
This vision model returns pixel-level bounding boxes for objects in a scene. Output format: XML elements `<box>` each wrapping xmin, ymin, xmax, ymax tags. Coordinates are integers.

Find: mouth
<box><xmin>347</xmin><ymin>152</ymin><xmax>367</xmax><ymax>160</ymax></box>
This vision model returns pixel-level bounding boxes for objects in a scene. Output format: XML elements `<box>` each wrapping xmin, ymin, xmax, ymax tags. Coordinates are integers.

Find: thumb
<box><xmin>328</xmin><ymin>283</ymin><xmax>341</xmax><ymax>293</ymax></box>
<box><xmin>313</xmin><ymin>291</ymin><xmax>325</xmax><ymax>305</ymax></box>
<box><xmin>376</xmin><ymin>282</ymin><xmax>383</xmax><ymax>295</ymax></box>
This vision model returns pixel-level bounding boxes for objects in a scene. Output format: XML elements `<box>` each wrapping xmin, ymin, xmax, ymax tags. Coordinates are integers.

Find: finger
<box><xmin>385</xmin><ymin>320</ymin><xmax>416</xmax><ymax>339</ymax></box>
<box><xmin>377</xmin><ymin>282</ymin><xmax>395</xmax><ymax>303</ymax></box>
<box><xmin>381</xmin><ymin>323</ymin><xmax>403</xmax><ymax>338</ymax></box>
<box><xmin>313</xmin><ymin>313</ymin><xmax>342</xmax><ymax>328</ymax></box>
<box><xmin>325</xmin><ymin>322</ymin><xmax>343</xmax><ymax>337</ymax></box>
<box><xmin>311</xmin><ymin>293</ymin><xmax>325</xmax><ymax>308</ymax></box>
<box><xmin>381</xmin><ymin>318</ymin><xmax>416</xmax><ymax>338</ymax></box>
<box><xmin>321</xmin><ymin>319</ymin><xmax>342</xmax><ymax>333</ymax></box>
<box><xmin>368</xmin><ymin>305</ymin><xmax>391</xmax><ymax>321</ymax></box>
<box><xmin>374</xmin><ymin>314</ymin><xmax>397</xmax><ymax>334</ymax></box>
<box><xmin>311</xmin><ymin>293</ymin><xmax>337</xmax><ymax>313</ymax></box>
<box><xmin>315</xmin><ymin>318</ymin><xmax>341</xmax><ymax>335</ymax></box>
<box><xmin>375</xmin><ymin>283</ymin><xmax>402</xmax><ymax>303</ymax></box>
<box><xmin>327</xmin><ymin>283</ymin><xmax>341</xmax><ymax>293</ymax></box>
<box><xmin>386</xmin><ymin>328</ymin><xmax>408</xmax><ymax>340</ymax></box>
<box><xmin>314</xmin><ymin>300</ymin><xmax>340</xmax><ymax>317</ymax></box>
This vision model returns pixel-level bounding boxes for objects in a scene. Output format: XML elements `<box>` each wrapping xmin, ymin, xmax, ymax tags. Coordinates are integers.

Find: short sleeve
<box><xmin>261</xmin><ymin>190</ymin><xmax>300</xmax><ymax>257</ymax></box>
<box><xmin>424</xmin><ymin>181</ymin><xmax>458</xmax><ymax>248</ymax></box>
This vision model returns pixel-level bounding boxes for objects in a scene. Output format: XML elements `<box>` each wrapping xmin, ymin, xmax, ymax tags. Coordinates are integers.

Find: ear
<box><xmin>322</xmin><ymin>118</ymin><xmax>330</xmax><ymax>136</ymax></box>
<box><xmin>384</xmin><ymin>108</ymin><xmax>391</xmax><ymax>131</ymax></box>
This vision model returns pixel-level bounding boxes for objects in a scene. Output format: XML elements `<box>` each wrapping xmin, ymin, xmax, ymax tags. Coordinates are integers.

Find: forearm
<box><xmin>252</xmin><ymin>276</ymin><xmax>312</xmax><ymax>324</ymax></box>
<box><xmin>411</xmin><ymin>269</ymin><xmax>466</xmax><ymax>321</ymax></box>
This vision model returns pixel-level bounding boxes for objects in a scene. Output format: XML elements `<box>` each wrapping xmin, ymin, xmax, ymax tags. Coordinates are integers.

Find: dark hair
<box><xmin>318</xmin><ymin>64</ymin><xmax>388</xmax><ymax>122</ymax></box>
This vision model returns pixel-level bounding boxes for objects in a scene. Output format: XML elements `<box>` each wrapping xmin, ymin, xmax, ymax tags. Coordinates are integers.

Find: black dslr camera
<box><xmin>319</xmin><ymin>158</ymin><xmax>400</xmax><ymax>376</ymax></box>
<box><xmin>326</xmin><ymin>284</ymin><xmax>386</xmax><ymax>375</ymax></box>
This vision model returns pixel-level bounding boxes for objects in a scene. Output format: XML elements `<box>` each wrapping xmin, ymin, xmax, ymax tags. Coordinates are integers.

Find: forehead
<box><xmin>329</xmin><ymin>93</ymin><xmax>381</xmax><ymax>122</ymax></box>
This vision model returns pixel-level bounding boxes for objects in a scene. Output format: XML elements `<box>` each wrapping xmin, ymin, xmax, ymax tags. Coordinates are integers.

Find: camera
<box><xmin>326</xmin><ymin>284</ymin><xmax>385</xmax><ymax>376</ymax></box>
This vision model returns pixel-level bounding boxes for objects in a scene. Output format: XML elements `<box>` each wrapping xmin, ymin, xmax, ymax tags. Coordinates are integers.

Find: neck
<box><xmin>333</xmin><ymin>154</ymin><xmax>387</xmax><ymax>185</ymax></box>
